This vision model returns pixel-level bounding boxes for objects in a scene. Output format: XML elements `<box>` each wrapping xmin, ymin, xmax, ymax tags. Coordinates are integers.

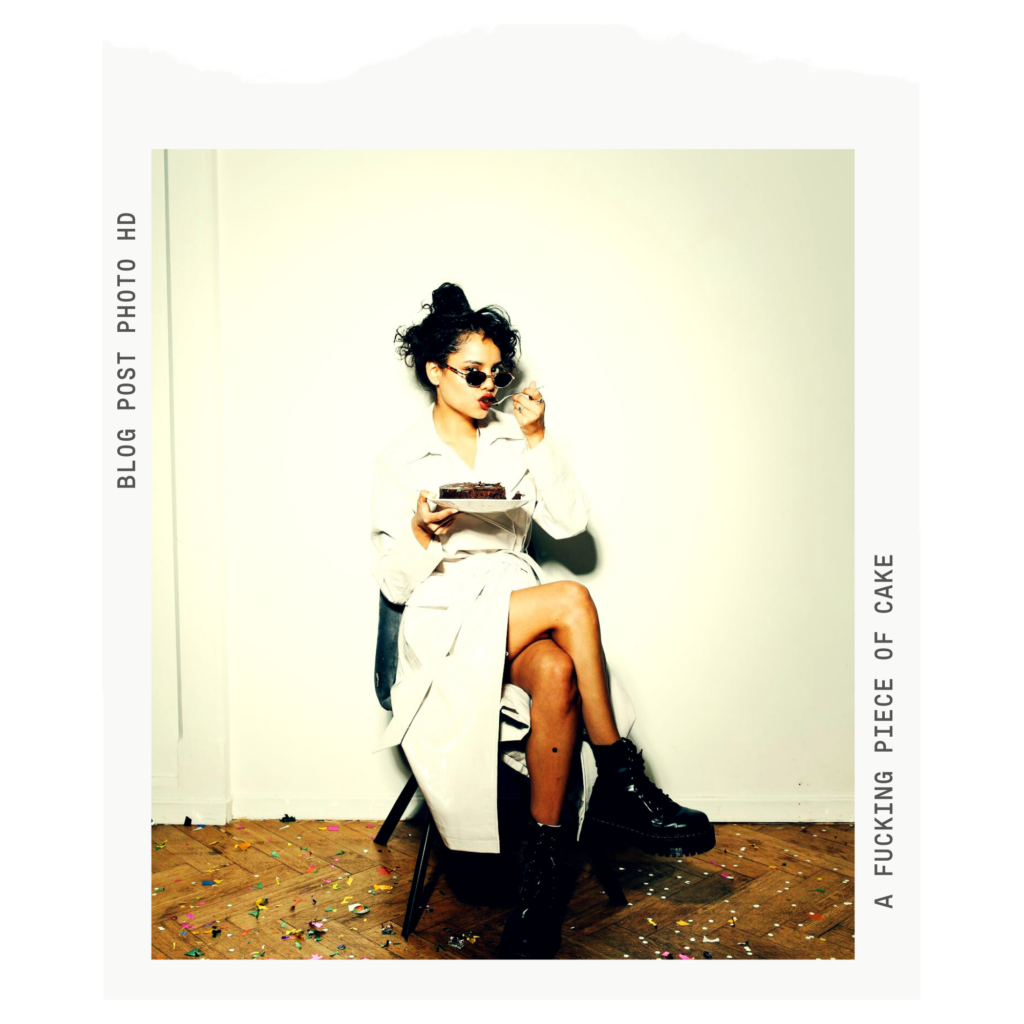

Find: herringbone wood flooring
<box><xmin>152</xmin><ymin>805</ymin><xmax>854</xmax><ymax>960</ymax></box>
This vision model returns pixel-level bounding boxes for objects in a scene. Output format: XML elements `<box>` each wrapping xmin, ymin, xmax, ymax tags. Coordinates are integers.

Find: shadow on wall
<box><xmin>528</xmin><ymin>522</ymin><xmax>598</xmax><ymax>576</ymax></box>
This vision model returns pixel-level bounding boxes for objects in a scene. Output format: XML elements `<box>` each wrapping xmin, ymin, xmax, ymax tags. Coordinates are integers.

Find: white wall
<box><xmin>152</xmin><ymin>148</ymin><xmax>853</xmax><ymax>825</ymax></box>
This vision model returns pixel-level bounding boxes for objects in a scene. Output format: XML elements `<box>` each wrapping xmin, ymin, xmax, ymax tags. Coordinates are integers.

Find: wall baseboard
<box><xmin>153</xmin><ymin>793</ymin><xmax>852</xmax><ymax>826</ymax></box>
<box><xmin>227</xmin><ymin>794</ymin><xmax>427</xmax><ymax>824</ymax></box>
<box><xmin>151</xmin><ymin>795</ymin><xmax>234</xmax><ymax>826</ymax></box>
<box><xmin>699</xmin><ymin>797</ymin><xmax>854</xmax><ymax>824</ymax></box>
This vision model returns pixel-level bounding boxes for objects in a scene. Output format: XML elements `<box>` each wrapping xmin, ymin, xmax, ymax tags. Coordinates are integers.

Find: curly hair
<box><xmin>394</xmin><ymin>282</ymin><xmax>522</xmax><ymax>392</ymax></box>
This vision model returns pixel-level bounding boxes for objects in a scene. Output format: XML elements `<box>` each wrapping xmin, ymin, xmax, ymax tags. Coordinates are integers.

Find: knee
<box><xmin>553</xmin><ymin>580</ymin><xmax>596</xmax><ymax>628</ymax></box>
<box><xmin>535</xmin><ymin>648</ymin><xmax>580</xmax><ymax>714</ymax></box>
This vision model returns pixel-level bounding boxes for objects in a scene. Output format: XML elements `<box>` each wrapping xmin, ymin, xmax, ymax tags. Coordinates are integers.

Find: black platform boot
<box><xmin>496</xmin><ymin>819</ymin><xmax>564</xmax><ymax>959</ymax></box>
<box><xmin>587</xmin><ymin>737</ymin><xmax>716</xmax><ymax>858</ymax></box>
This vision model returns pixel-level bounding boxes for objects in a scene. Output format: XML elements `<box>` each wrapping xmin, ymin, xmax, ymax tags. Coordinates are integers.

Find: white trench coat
<box><xmin>370</xmin><ymin>404</ymin><xmax>636</xmax><ymax>854</ymax></box>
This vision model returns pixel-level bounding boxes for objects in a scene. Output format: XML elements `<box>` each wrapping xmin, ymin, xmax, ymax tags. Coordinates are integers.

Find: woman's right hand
<box><xmin>411</xmin><ymin>490</ymin><xmax>461</xmax><ymax>547</ymax></box>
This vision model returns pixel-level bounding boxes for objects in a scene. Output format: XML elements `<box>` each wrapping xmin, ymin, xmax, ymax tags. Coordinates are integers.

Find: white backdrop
<box><xmin>151</xmin><ymin>148</ymin><xmax>853</xmax><ymax>825</ymax></box>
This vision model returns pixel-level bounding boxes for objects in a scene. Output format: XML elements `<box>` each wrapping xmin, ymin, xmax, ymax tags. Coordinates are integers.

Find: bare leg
<box><xmin>508</xmin><ymin>639</ymin><xmax>581</xmax><ymax>824</ymax></box>
<box><xmin>508</xmin><ymin>582</ymin><xmax>621</xmax><ymax>747</ymax></box>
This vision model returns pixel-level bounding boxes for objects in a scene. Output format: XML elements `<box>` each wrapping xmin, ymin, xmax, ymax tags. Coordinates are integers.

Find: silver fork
<box><xmin>491</xmin><ymin>384</ymin><xmax>546</xmax><ymax>407</ymax></box>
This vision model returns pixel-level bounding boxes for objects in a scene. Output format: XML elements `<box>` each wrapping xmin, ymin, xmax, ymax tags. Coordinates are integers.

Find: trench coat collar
<box><xmin>392</xmin><ymin>403</ymin><xmax>523</xmax><ymax>465</ymax></box>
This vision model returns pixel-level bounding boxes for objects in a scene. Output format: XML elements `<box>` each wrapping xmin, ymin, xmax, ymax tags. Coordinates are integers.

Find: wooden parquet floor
<box><xmin>152</xmin><ymin>806</ymin><xmax>855</xmax><ymax>961</ymax></box>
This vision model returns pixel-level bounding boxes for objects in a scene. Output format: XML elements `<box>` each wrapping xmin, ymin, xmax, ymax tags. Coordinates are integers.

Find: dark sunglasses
<box><xmin>445</xmin><ymin>364</ymin><xmax>514</xmax><ymax>389</ymax></box>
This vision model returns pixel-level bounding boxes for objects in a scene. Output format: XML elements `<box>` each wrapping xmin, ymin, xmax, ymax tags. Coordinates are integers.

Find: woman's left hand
<box><xmin>511</xmin><ymin>381</ymin><xmax>545</xmax><ymax>447</ymax></box>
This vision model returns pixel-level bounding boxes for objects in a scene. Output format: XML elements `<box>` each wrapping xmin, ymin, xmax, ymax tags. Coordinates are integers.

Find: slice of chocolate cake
<box><xmin>439</xmin><ymin>482</ymin><xmax>507</xmax><ymax>500</ymax></box>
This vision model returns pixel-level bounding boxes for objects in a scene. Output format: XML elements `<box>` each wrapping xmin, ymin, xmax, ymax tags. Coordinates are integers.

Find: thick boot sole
<box><xmin>589</xmin><ymin>816</ymin><xmax>717</xmax><ymax>858</ymax></box>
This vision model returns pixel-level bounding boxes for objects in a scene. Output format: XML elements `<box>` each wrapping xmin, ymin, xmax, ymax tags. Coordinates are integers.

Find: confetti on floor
<box><xmin>151</xmin><ymin>817</ymin><xmax>853</xmax><ymax>960</ymax></box>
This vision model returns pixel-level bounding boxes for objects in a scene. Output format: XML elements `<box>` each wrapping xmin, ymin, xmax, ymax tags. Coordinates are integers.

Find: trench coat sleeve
<box><xmin>521</xmin><ymin>436</ymin><xmax>589</xmax><ymax>539</ymax></box>
<box><xmin>371</xmin><ymin>453</ymin><xmax>445</xmax><ymax>605</ymax></box>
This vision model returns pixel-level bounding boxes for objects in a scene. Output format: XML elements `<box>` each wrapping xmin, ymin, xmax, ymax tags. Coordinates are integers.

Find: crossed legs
<box><xmin>506</xmin><ymin>581</ymin><xmax>621</xmax><ymax>824</ymax></box>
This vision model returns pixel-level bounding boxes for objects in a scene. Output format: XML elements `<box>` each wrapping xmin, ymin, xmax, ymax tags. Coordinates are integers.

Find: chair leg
<box><xmin>402</xmin><ymin>809</ymin><xmax>435</xmax><ymax>938</ymax></box>
<box><xmin>373</xmin><ymin>772</ymin><xmax>420</xmax><ymax>846</ymax></box>
<box><xmin>582</xmin><ymin>824</ymin><xmax>628</xmax><ymax>906</ymax></box>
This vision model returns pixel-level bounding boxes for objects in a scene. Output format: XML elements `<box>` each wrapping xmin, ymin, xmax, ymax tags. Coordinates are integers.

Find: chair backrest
<box><xmin>374</xmin><ymin>591</ymin><xmax>405</xmax><ymax>711</ymax></box>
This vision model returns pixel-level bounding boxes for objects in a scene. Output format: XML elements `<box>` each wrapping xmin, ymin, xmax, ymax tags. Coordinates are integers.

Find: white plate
<box><xmin>430</xmin><ymin>496</ymin><xmax>532</xmax><ymax>513</ymax></box>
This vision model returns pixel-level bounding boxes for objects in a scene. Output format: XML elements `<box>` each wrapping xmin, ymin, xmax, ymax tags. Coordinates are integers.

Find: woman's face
<box><xmin>428</xmin><ymin>333</ymin><xmax>507</xmax><ymax>419</ymax></box>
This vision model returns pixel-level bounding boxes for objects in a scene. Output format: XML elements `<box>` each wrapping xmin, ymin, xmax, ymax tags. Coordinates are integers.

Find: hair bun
<box><xmin>430</xmin><ymin>282</ymin><xmax>472</xmax><ymax>317</ymax></box>
<box><xmin>395</xmin><ymin>282</ymin><xmax>521</xmax><ymax>393</ymax></box>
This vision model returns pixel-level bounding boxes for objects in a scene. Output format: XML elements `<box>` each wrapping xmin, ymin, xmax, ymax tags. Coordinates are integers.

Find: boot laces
<box><xmin>624</xmin><ymin>746</ymin><xmax>678</xmax><ymax>815</ymax></box>
<box><xmin>519</xmin><ymin>829</ymin><xmax>558</xmax><ymax>899</ymax></box>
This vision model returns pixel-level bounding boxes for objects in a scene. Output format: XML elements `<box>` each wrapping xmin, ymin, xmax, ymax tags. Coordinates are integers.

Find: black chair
<box><xmin>371</xmin><ymin>590</ymin><xmax>627</xmax><ymax>938</ymax></box>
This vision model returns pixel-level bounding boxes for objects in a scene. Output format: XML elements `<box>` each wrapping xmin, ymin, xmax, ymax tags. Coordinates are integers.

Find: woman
<box><xmin>371</xmin><ymin>282</ymin><xmax>715</xmax><ymax>959</ymax></box>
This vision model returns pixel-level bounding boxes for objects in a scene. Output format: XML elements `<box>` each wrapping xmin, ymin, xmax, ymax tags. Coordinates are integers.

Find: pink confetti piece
<box><xmin>678</xmin><ymin>954</ymin><xmax>693</xmax><ymax>959</ymax></box>
<box><xmin>720</xmin><ymin>872</ymin><xmax>729</xmax><ymax>878</ymax></box>
<box><xmin>326</xmin><ymin>825</ymin><xmax>339</xmax><ymax>831</ymax></box>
